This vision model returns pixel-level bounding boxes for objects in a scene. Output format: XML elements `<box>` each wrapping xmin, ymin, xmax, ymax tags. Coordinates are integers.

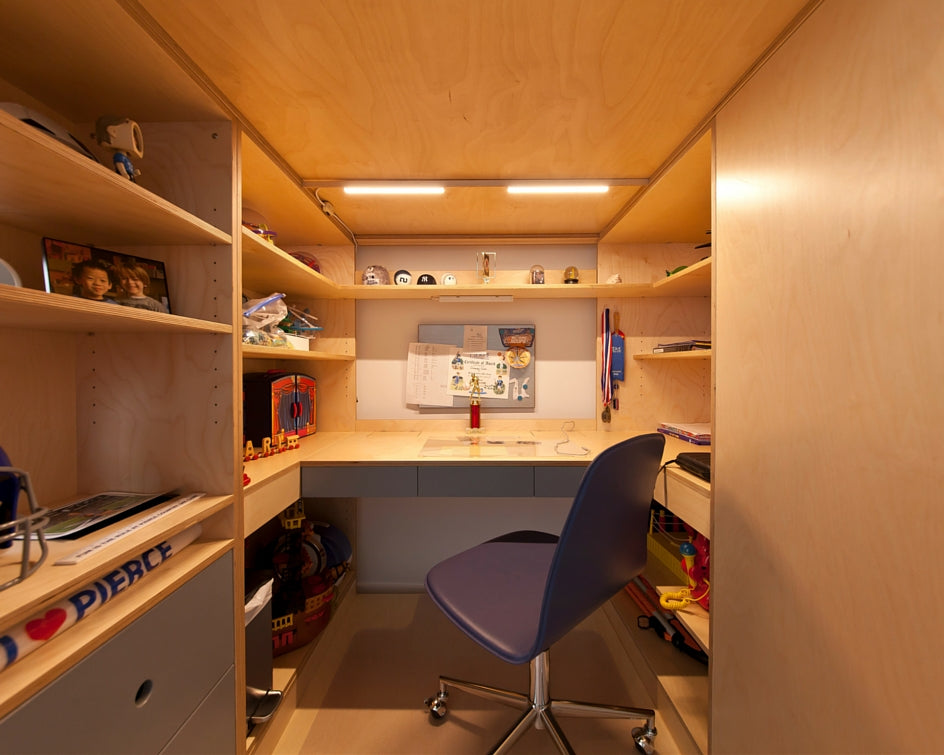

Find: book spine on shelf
<box><xmin>652</xmin><ymin>340</ymin><xmax>711</xmax><ymax>353</ymax></box>
<box><xmin>657</xmin><ymin>428</ymin><xmax>711</xmax><ymax>445</ymax></box>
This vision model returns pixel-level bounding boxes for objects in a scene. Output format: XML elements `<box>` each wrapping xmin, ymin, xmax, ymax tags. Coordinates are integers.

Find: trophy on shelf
<box><xmin>476</xmin><ymin>251</ymin><xmax>496</xmax><ymax>284</ymax></box>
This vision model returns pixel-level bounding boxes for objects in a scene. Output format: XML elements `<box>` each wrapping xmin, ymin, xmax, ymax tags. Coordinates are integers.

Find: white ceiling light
<box><xmin>507</xmin><ymin>184</ymin><xmax>610</xmax><ymax>195</ymax></box>
<box><xmin>343</xmin><ymin>184</ymin><xmax>445</xmax><ymax>195</ymax></box>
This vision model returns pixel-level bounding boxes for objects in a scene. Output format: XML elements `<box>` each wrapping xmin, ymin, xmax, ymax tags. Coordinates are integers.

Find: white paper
<box><xmin>445</xmin><ymin>350</ymin><xmax>510</xmax><ymax>400</ymax></box>
<box><xmin>405</xmin><ymin>342</ymin><xmax>455</xmax><ymax>406</ymax></box>
<box><xmin>462</xmin><ymin>325</ymin><xmax>488</xmax><ymax>351</ymax></box>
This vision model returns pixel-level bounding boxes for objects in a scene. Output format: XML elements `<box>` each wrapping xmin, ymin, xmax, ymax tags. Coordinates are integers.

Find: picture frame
<box><xmin>42</xmin><ymin>237</ymin><xmax>172</xmax><ymax>314</ymax></box>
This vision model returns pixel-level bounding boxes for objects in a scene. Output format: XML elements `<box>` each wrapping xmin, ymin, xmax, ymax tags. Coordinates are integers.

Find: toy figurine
<box><xmin>361</xmin><ymin>265</ymin><xmax>390</xmax><ymax>285</ymax></box>
<box><xmin>95</xmin><ymin>116</ymin><xmax>143</xmax><ymax>182</ymax></box>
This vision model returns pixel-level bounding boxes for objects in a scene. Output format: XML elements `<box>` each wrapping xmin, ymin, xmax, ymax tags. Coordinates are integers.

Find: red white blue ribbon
<box><xmin>601</xmin><ymin>308</ymin><xmax>613</xmax><ymax>407</ymax></box>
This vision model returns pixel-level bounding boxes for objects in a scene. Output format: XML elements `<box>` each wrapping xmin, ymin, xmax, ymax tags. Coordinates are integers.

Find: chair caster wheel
<box><xmin>424</xmin><ymin>693</ymin><xmax>448</xmax><ymax>720</ymax></box>
<box><xmin>632</xmin><ymin>725</ymin><xmax>657</xmax><ymax>755</ymax></box>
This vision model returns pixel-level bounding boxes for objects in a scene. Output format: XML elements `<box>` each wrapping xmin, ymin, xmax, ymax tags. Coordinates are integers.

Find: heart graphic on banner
<box><xmin>25</xmin><ymin>608</ymin><xmax>68</xmax><ymax>641</ymax></box>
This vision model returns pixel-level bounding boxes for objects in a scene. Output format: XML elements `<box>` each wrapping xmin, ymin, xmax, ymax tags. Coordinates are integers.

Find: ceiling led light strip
<box><xmin>506</xmin><ymin>184</ymin><xmax>610</xmax><ymax>195</ymax></box>
<box><xmin>343</xmin><ymin>185</ymin><xmax>445</xmax><ymax>195</ymax></box>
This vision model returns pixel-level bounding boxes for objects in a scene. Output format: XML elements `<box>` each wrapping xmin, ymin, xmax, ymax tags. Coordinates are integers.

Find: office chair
<box><xmin>424</xmin><ymin>433</ymin><xmax>666</xmax><ymax>755</ymax></box>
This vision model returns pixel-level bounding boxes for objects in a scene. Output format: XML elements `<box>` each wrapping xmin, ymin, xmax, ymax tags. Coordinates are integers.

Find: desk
<box><xmin>243</xmin><ymin>430</ymin><xmax>710</xmax><ymax>538</ymax></box>
<box><xmin>242</xmin><ymin>430</ymin><xmax>710</xmax><ymax>753</ymax></box>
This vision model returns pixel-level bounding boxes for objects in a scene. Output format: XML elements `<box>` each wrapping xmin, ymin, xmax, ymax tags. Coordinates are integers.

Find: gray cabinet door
<box><xmin>0</xmin><ymin>553</ymin><xmax>235</xmax><ymax>754</ymax></box>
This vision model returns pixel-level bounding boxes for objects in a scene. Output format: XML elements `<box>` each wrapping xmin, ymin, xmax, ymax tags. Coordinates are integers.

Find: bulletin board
<box><xmin>410</xmin><ymin>324</ymin><xmax>535</xmax><ymax>409</ymax></box>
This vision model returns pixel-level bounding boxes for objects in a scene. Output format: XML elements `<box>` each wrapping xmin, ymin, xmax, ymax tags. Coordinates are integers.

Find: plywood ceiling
<box><xmin>1</xmin><ymin>0</ymin><xmax>816</xmax><ymax>243</ymax></box>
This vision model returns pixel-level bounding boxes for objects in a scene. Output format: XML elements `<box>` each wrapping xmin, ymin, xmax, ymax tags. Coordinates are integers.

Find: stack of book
<box><xmin>652</xmin><ymin>339</ymin><xmax>711</xmax><ymax>353</ymax></box>
<box><xmin>657</xmin><ymin>422</ymin><xmax>711</xmax><ymax>445</ymax></box>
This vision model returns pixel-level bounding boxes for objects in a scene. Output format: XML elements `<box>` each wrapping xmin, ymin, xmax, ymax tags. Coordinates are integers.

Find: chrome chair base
<box><xmin>424</xmin><ymin>650</ymin><xmax>657</xmax><ymax>755</ymax></box>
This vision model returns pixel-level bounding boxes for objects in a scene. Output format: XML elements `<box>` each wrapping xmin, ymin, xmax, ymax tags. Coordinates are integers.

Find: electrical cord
<box><xmin>554</xmin><ymin>420</ymin><xmax>590</xmax><ymax>456</ymax></box>
<box><xmin>314</xmin><ymin>188</ymin><xmax>359</xmax><ymax>255</ymax></box>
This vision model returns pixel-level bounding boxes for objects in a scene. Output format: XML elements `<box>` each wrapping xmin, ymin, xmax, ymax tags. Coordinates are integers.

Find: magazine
<box><xmin>38</xmin><ymin>491</ymin><xmax>178</xmax><ymax>539</ymax></box>
<box><xmin>657</xmin><ymin>422</ymin><xmax>711</xmax><ymax>445</ymax></box>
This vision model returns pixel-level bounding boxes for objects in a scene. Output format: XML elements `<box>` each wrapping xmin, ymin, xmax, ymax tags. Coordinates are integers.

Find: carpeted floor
<box><xmin>271</xmin><ymin>592</ymin><xmax>682</xmax><ymax>754</ymax></box>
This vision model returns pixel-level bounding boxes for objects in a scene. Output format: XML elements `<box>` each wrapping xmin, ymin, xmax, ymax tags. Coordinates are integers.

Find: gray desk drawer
<box><xmin>417</xmin><ymin>465</ymin><xmax>534</xmax><ymax>497</ymax></box>
<box><xmin>534</xmin><ymin>466</ymin><xmax>587</xmax><ymax>498</ymax></box>
<box><xmin>302</xmin><ymin>465</ymin><xmax>417</xmax><ymax>497</ymax></box>
<box><xmin>0</xmin><ymin>553</ymin><xmax>235</xmax><ymax>754</ymax></box>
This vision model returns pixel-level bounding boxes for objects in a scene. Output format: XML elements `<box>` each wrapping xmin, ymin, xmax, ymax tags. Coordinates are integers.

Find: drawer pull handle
<box><xmin>134</xmin><ymin>679</ymin><xmax>153</xmax><ymax>707</ymax></box>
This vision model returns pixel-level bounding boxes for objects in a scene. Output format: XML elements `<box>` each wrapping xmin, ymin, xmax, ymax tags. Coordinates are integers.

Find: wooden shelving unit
<box><xmin>0</xmin><ymin>10</ymin><xmax>241</xmax><ymax>748</ymax></box>
<box><xmin>596</xmin><ymin>138</ymin><xmax>712</xmax><ymax>753</ymax></box>
<box><xmin>651</xmin><ymin>256</ymin><xmax>712</xmax><ymax>296</ymax></box>
<box><xmin>0</xmin><ymin>112</ymin><xmax>232</xmax><ymax>248</ymax></box>
<box><xmin>241</xmin><ymin>229</ymin><xmax>346</xmax><ymax>300</ymax></box>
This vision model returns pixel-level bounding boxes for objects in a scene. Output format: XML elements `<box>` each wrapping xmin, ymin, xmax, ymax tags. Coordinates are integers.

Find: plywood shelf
<box><xmin>245</xmin><ymin>574</ymin><xmax>355</xmax><ymax>755</ymax></box>
<box><xmin>0</xmin><ymin>495</ymin><xmax>233</xmax><ymax>630</ymax></box>
<box><xmin>0</xmin><ymin>286</ymin><xmax>232</xmax><ymax>334</ymax></box>
<box><xmin>0</xmin><ymin>111</ymin><xmax>232</xmax><ymax>248</ymax></box>
<box><xmin>634</xmin><ymin>349</ymin><xmax>712</xmax><ymax>361</ymax></box>
<box><xmin>241</xmin><ymin>343</ymin><xmax>355</xmax><ymax>362</ymax></box>
<box><xmin>345</xmin><ymin>281</ymin><xmax>641</xmax><ymax>300</ymax></box>
<box><xmin>608</xmin><ymin>589</ymin><xmax>708</xmax><ymax>755</ymax></box>
<box><xmin>650</xmin><ymin>256</ymin><xmax>711</xmax><ymax>297</ymax></box>
<box><xmin>656</xmin><ymin>586</ymin><xmax>710</xmax><ymax>653</ymax></box>
<box><xmin>241</xmin><ymin>228</ymin><xmax>348</xmax><ymax>300</ymax></box>
<box><xmin>242</xmin><ymin>233</ymin><xmax>711</xmax><ymax>305</ymax></box>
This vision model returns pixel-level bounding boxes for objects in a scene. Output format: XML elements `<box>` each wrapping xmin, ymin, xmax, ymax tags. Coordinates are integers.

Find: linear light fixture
<box><xmin>437</xmin><ymin>295</ymin><xmax>515</xmax><ymax>303</ymax></box>
<box><xmin>507</xmin><ymin>183</ymin><xmax>609</xmax><ymax>195</ymax></box>
<box><xmin>304</xmin><ymin>178</ymin><xmax>647</xmax><ymax>192</ymax></box>
<box><xmin>343</xmin><ymin>184</ymin><xmax>445</xmax><ymax>195</ymax></box>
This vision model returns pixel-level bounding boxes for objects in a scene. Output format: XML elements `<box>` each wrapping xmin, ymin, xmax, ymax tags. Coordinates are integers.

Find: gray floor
<box><xmin>272</xmin><ymin>592</ymin><xmax>683</xmax><ymax>754</ymax></box>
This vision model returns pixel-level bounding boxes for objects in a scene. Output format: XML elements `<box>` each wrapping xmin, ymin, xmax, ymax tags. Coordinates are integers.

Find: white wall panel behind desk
<box><xmin>355</xmin><ymin>297</ymin><xmax>597</xmax><ymax>420</ymax></box>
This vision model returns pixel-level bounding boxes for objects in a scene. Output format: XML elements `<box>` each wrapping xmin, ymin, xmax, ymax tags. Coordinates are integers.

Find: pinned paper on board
<box><xmin>446</xmin><ymin>350</ymin><xmax>509</xmax><ymax>399</ymax></box>
<box><xmin>407</xmin><ymin>324</ymin><xmax>535</xmax><ymax>409</ymax></box>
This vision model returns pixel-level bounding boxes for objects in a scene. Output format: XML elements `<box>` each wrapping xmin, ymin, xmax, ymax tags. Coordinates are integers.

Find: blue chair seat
<box><xmin>427</xmin><ymin>534</ymin><xmax>557</xmax><ymax>664</ymax></box>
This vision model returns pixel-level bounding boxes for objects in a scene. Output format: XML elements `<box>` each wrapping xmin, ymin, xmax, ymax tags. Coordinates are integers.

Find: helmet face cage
<box><xmin>0</xmin><ymin>466</ymin><xmax>50</xmax><ymax>591</ymax></box>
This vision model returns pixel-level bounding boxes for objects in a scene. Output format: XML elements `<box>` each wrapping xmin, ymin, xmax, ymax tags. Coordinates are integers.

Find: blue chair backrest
<box><xmin>536</xmin><ymin>433</ymin><xmax>665</xmax><ymax>654</ymax></box>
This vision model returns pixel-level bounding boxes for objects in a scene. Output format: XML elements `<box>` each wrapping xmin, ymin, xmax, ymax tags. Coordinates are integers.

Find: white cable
<box><xmin>314</xmin><ymin>188</ymin><xmax>359</xmax><ymax>254</ymax></box>
<box><xmin>555</xmin><ymin>420</ymin><xmax>590</xmax><ymax>456</ymax></box>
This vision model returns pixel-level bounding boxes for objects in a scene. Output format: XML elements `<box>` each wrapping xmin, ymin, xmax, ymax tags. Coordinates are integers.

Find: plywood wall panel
<box><xmin>75</xmin><ymin>332</ymin><xmax>235</xmax><ymax>495</ymax></box>
<box><xmin>0</xmin><ymin>333</ymin><xmax>78</xmax><ymax>506</ymax></box>
<box><xmin>712</xmin><ymin>0</ymin><xmax>944</xmax><ymax>751</ymax></box>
